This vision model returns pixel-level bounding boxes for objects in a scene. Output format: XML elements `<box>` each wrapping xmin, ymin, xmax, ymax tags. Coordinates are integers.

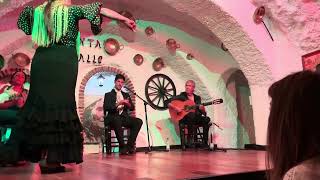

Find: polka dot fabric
<box><xmin>17</xmin><ymin>6</ymin><xmax>33</xmax><ymax>35</ymax></box>
<box><xmin>17</xmin><ymin>2</ymin><xmax>103</xmax><ymax>47</ymax></box>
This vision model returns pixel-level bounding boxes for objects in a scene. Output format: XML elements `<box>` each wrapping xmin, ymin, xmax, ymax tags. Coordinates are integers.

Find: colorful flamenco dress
<box><xmin>15</xmin><ymin>2</ymin><xmax>102</xmax><ymax>164</ymax></box>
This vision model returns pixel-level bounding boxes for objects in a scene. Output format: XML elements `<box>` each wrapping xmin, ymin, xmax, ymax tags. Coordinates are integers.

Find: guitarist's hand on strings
<box><xmin>199</xmin><ymin>105</ymin><xmax>206</xmax><ymax>112</ymax></box>
<box><xmin>174</xmin><ymin>106</ymin><xmax>182</xmax><ymax>114</ymax></box>
<box><xmin>168</xmin><ymin>103</ymin><xmax>182</xmax><ymax>113</ymax></box>
<box><xmin>199</xmin><ymin>105</ymin><xmax>206</xmax><ymax>115</ymax></box>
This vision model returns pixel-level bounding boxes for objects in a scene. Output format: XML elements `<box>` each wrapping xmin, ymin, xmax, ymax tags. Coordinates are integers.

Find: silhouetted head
<box><xmin>267</xmin><ymin>71</ymin><xmax>320</xmax><ymax>180</ymax></box>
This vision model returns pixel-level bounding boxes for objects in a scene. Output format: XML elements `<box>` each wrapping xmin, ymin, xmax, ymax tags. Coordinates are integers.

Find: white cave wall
<box><xmin>0</xmin><ymin>0</ymin><xmax>316</xmax><ymax>146</ymax></box>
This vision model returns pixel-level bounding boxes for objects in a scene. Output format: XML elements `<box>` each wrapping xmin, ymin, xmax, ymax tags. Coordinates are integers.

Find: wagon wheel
<box><xmin>145</xmin><ymin>74</ymin><xmax>176</xmax><ymax>110</ymax></box>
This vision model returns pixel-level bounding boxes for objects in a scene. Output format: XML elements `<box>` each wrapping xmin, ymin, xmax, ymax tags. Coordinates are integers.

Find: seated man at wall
<box><xmin>0</xmin><ymin>71</ymin><xmax>28</xmax><ymax>164</ymax></box>
<box><xmin>0</xmin><ymin>71</ymin><xmax>28</xmax><ymax>106</ymax></box>
<box><xmin>166</xmin><ymin>80</ymin><xmax>211</xmax><ymax>148</ymax></box>
<box><xmin>0</xmin><ymin>71</ymin><xmax>28</xmax><ymax>144</ymax></box>
<box><xmin>103</xmin><ymin>74</ymin><xmax>143</xmax><ymax>155</ymax></box>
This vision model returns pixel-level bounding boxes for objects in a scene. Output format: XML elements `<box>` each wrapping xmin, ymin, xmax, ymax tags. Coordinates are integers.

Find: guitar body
<box><xmin>168</xmin><ymin>98</ymin><xmax>223</xmax><ymax>122</ymax></box>
<box><xmin>169</xmin><ymin>99</ymin><xmax>197</xmax><ymax>122</ymax></box>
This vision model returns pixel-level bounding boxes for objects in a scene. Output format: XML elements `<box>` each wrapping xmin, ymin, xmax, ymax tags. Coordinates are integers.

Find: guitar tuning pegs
<box><xmin>213</xmin><ymin>98</ymin><xmax>223</xmax><ymax>104</ymax></box>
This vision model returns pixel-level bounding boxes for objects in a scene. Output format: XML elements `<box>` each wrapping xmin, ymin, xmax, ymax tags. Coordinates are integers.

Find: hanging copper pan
<box><xmin>253</xmin><ymin>6</ymin><xmax>265</xmax><ymax>24</ymax></box>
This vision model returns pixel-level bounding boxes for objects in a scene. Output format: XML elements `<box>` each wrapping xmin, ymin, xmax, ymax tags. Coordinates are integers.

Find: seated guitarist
<box><xmin>166</xmin><ymin>80</ymin><xmax>211</xmax><ymax>147</ymax></box>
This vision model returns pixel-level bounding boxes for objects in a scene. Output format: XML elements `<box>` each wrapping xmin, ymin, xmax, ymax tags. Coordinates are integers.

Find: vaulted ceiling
<box><xmin>0</xmin><ymin>0</ymin><xmax>222</xmax><ymax>47</ymax></box>
<box><xmin>252</xmin><ymin>0</ymin><xmax>320</xmax><ymax>52</ymax></box>
<box><xmin>1</xmin><ymin>0</ymin><xmax>319</xmax><ymax>52</ymax></box>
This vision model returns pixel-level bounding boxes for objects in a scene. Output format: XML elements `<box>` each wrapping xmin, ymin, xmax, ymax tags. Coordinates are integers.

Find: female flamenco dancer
<box><xmin>1</xmin><ymin>0</ymin><xmax>135</xmax><ymax>173</ymax></box>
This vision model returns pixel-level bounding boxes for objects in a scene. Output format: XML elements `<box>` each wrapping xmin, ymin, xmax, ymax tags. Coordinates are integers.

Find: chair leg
<box><xmin>197</xmin><ymin>127</ymin><xmax>204</xmax><ymax>144</ymax></box>
<box><xmin>105</xmin><ymin>127</ymin><xmax>112</xmax><ymax>154</ymax></box>
<box><xmin>108</xmin><ymin>131</ymin><xmax>112</xmax><ymax>154</ymax></box>
<box><xmin>179</xmin><ymin>124</ymin><xmax>186</xmax><ymax>150</ymax></box>
<box><xmin>103</xmin><ymin>128</ymin><xmax>107</xmax><ymax>154</ymax></box>
<box><xmin>101</xmin><ymin>137</ymin><xmax>105</xmax><ymax>154</ymax></box>
<box><xmin>190</xmin><ymin>126</ymin><xmax>196</xmax><ymax>148</ymax></box>
<box><xmin>104</xmin><ymin>126</ymin><xmax>132</xmax><ymax>154</ymax></box>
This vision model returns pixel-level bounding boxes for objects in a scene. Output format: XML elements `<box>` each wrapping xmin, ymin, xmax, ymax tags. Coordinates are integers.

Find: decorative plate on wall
<box><xmin>12</xmin><ymin>53</ymin><xmax>30</xmax><ymax>67</ymax></box>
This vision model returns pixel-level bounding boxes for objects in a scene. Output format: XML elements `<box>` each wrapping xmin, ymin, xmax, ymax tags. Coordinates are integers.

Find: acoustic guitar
<box><xmin>169</xmin><ymin>98</ymin><xmax>223</xmax><ymax>121</ymax></box>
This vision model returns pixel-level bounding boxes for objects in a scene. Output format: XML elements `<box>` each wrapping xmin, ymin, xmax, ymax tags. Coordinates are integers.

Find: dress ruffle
<box><xmin>17</xmin><ymin>94</ymin><xmax>83</xmax><ymax>164</ymax></box>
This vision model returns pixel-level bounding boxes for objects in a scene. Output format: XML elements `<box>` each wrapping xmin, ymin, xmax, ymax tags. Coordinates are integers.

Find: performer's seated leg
<box><xmin>0</xmin><ymin>109</ymin><xmax>18</xmax><ymax>144</ymax></box>
<box><xmin>195</xmin><ymin>116</ymin><xmax>211</xmax><ymax>147</ymax></box>
<box><xmin>122</xmin><ymin>117</ymin><xmax>143</xmax><ymax>154</ymax></box>
<box><xmin>0</xmin><ymin>109</ymin><xmax>24</xmax><ymax>164</ymax></box>
<box><xmin>108</xmin><ymin>116</ymin><xmax>127</xmax><ymax>154</ymax></box>
<box><xmin>180</xmin><ymin>112</ymin><xmax>197</xmax><ymax>147</ymax></box>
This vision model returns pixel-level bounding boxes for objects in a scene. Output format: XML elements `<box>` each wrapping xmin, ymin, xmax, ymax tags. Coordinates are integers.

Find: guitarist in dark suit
<box><xmin>166</xmin><ymin>80</ymin><xmax>211</xmax><ymax>147</ymax></box>
<box><xmin>103</xmin><ymin>74</ymin><xmax>143</xmax><ymax>155</ymax></box>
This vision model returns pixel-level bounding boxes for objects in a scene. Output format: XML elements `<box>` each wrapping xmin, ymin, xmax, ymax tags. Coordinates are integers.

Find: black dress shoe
<box><xmin>119</xmin><ymin>147</ymin><xmax>129</xmax><ymax>155</ymax></box>
<box><xmin>40</xmin><ymin>165</ymin><xmax>66</xmax><ymax>174</ymax></box>
<box><xmin>200</xmin><ymin>143</ymin><xmax>210</xmax><ymax>149</ymax></box>
<box><xmin>128</xmin><ymin>147</ymin><xmax>136</xmax><ymax>154</ymax></box>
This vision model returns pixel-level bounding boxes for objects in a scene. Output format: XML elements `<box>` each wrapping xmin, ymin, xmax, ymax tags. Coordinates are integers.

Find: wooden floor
<box><xmin>0</xmin><ymin>150</ymin><xmax>266</xmax><ymax>180</ymax></box>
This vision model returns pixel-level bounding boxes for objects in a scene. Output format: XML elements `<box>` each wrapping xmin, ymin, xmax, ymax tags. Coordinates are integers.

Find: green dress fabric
<box><xmin>15</xmin><ymin>2</ymin><xmax>102</xmax><ymax>164</ymax></box>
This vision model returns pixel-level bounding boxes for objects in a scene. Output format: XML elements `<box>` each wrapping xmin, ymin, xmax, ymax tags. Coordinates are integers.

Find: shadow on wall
<box><xmin>222</xmin><ymin>68</ymin><xmax>255</xmax><ymax>148</ymax></box>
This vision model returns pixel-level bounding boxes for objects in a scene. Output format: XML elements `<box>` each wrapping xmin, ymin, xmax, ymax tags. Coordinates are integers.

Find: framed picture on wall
<box><xmin>302</xmin><ymin>50</ymin><xmax>320</xmax><ymax>71</ymax></box>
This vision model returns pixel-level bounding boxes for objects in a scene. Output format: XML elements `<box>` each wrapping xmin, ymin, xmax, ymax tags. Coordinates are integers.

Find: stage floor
<box><xmin>0</xmin><ymin>149</ymin><xmax>266</xmax><ymax>180</ymax></box>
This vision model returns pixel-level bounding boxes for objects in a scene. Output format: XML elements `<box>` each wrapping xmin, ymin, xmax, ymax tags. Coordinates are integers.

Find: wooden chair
<box><xmin>179</xmin><ymin>122</ymin><xmax>212</xmax><ymax>150</ymax></box>
<box><xmin>102</xmin><ymin>125</ymin><xmax>130</xmax><ymax>154</ymax></box>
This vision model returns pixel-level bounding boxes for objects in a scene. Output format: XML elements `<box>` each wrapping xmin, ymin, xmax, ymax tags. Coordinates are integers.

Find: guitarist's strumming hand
<box><xmin>199</xmin><ymin>105</ymin><xmax>206</xmax><ymax>115</ymax></box>
<box><xmin>168</xmin><ymin>103</ymin><xmax>182</xmax><ymax>114</ymax></box>
<box><xmin>174</xmin><ymin>106</ymin><xmax>182</xmax><ymax>114</ymax></box>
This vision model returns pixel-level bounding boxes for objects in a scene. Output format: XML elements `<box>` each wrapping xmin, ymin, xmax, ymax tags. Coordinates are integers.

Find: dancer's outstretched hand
<box><xmin>124</xmin><ymin>19</ymin><xmax>136</xmax><ymax>32</ymax></box>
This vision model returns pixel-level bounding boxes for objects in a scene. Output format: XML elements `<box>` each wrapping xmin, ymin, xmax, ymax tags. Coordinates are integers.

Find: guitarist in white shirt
<box><xmin>166</xmin><ymin>80</ymin><xmax>211</xmax><ymax>148</ymax></box>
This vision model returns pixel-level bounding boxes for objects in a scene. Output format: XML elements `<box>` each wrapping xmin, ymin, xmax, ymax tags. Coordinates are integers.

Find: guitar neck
<box><xmin>188</xmin><ymin>102</ymin><xmax>211</xmax><ymax>110</ymax></box>
<box><xmin>199</xmin><ymin>99</ymin><xmax>223</xmax><ymax>107</ymax></box>
<box><xmin>201</xmin><ymin>102</ymin><xmax>214</xmax><ymax>106</ymax></box>
<box><xmin>189</xmin><ymin>102</ymin><xmax>213</xmax><ymax>109</ymax></box>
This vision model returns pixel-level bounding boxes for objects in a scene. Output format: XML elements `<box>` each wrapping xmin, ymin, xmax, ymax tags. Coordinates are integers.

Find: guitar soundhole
<box><xmin>145</xmin><ymin>74</ymin><xmax>176</xmax><ymax>110</ymax></box>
